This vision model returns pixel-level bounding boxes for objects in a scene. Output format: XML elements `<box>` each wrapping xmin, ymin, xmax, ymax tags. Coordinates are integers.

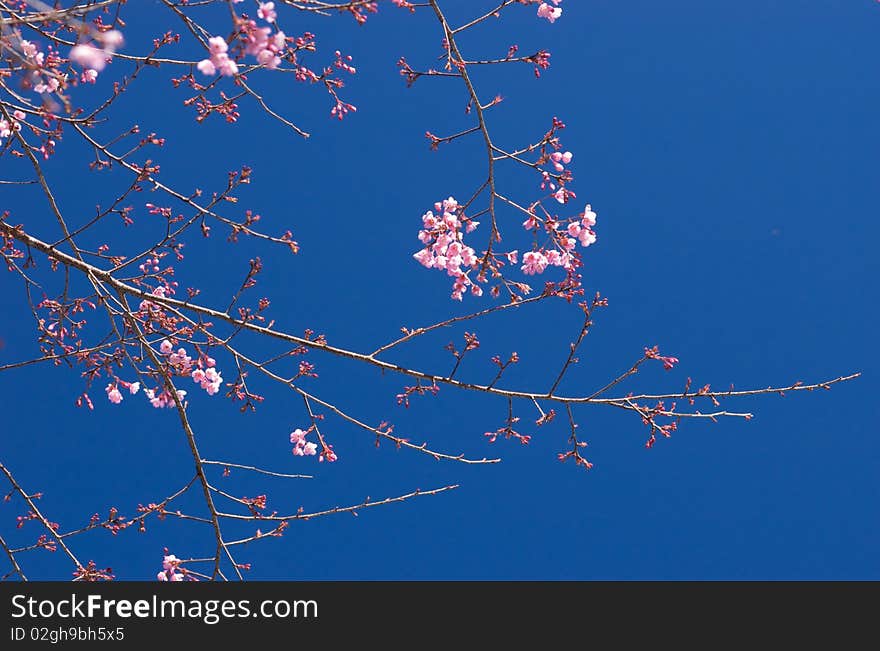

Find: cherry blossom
<box><xmin>156</xmin><ymin>554</ymin><xmax>188</xmax><ymax>581</ymax></box>
<box><xmin>105</xmin><ymin>384</ymin><xmax>123</xmax><ymax>405</ymax></box>
<box><xmin>257</xmin><ymin>2</ymin><xmax>277</xmax><ymax>23</ymax></box>
<box><xmin>68</xmin><ymin>30</ymin><xmax>123</xmax><ymax>77</ymax></box>
<box><xmin>20</xmin><ymin>40</ymin><xmax>41</xmax><ymax>63</ymax></box>
<box><xmin>138</xmin><ymin>286</ymin><xmax>169</xmax><ymax>312</ymax></box>
<box><xmin>537</xmin><ymin>1</ymin><xmax>563</xmax><ymax>23</ymax></box>
<box><xmin>521</xmin><ymin>251</ymin><xmax>549</xmax><ymax>275</ymax></box>
<box><xmin>197</xmin><ymin>36</ymin><xmax>239</xmax><ymax>77</ymax></box>
<box><xmin>290</xmin><ymin>428</ymin><xmax>318</xmax><ymax>456</ymax></box>
<box><xmin>143</xmin><ymin>388</ymin><xmax>188</xmax><ymax>409</ymax></box>
<box><xmin>241</xmin><ymin>20</ymin><xmax>286</xmax><ymax>70</ymax></box>
<box><xmin>550</xmin><ymin>151</ymin><xmax>573</xmax><ymax>172</ymax></box>
<box><xmin>192</xmin><ymin>367</ymin><xmax>223</xmax><ymax>395</ymax></box>
<box><xmin>413</xmin><ymin>197</ymin><xmax>482</xmax><ymax>300</ymax></box>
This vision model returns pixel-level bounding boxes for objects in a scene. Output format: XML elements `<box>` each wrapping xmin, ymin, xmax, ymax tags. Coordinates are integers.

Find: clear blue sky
<box><xmin>1</xmin><ymin>1</ymin><xmax>877</xmax><ymax>580</ymax></box>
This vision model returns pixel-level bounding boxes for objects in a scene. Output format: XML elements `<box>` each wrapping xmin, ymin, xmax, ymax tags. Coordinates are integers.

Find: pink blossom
<box><xmin>68</xmin><ymin>28</ymin><xmax>124</xmax><ymax>78</ymax></box>
<box><xmin>413</xmin><ymin>197</ymin><xmax>484</xmax><ymax>299</ymax></box>
<box><xmin>33</xmin><ymin>77</ymin><xmax>59</xmax><ymax>94</ymax></box>
<box><xmin>20</xmin><ymin>40</ymin><xmax>38</xmax><ymax>59</ymax></box>
<box><xmin>159</xmin><ymin>339</ymin><xmax>173</xmax><ymax>355</ymax></box>
<box><xmin>193</xmin><ymin>366</ymin><xmax>222</xmax><ymax>395</ymax></box>
<box><xmin>70</xmin><ymin>44</ymin><xmax>109</xmax><ymax>71</ymax></box>
<box><xmin>550</xmin><ymin>150</ymin><xmax>573</xmax><ymax>171</ymax></box>
<box><xmin>208</xmin><ymin>36</ymin><xmax>228</xmax><ymax>56</ymax></box>
<box><xmin>196</xmin><ymin>59</ymin><xmax>217</xmax><ymax>76</ymax></box>
<box><xmin>105</xmin><ymin>384</ymin><xmax>123</xmax><ymax>404</ymax></box>
<box><xmin>319</xmin><ymin>446</ymin><xmax>337</xmax><ymax>462</ymax></box>
<box><xmin>537</xmin><ymin>1</ymin><xmax>563</xmax><ymax>23</ymax></box>
<box><xmin>99</xmin><ymin>30</ymin><xmax>124</xmax><ymax>51</ymax></box>
<box><xmin>582</xmin><ymin>204</ymin><xmax>597</xmax><ymax>227</ymax></box>
<box><xmin>144</xmin><ymin>388</ymin><xmax>187</xmax><ymax>409</ymax></box>
<box><xmin>129</xmin><ymin>382</ymin><xmax>140</xmax><ymax>395</ymax></box>
<box><xmin>290</xmin><ymin>429</ymin><xmax>307</xmax><ymax>445</ymax></box>
<box><xmin>168</xmin><ymin>348</ymin><xmax>193</xmax><ymax>373</ymax></box>
<box><xmin>290</xmin><ymin>428</ymin><xmax>318</xmax><ymax>456</ymax></box>
<box><xmin>138</xmin><ymin>286</ymin><xmax>168</xmax><ymax>312</ymax></box>
<box><xmin>578</xmin><ymin>228</ymin><xmax>596</xmax><ymax>247</ymax></box>
<box><xmin>257</xmin><ymin>2</ymin><xmax>277</xmax><ymax>23</ymax></box>
<box><xmin>197</xmin><ymin>36</ymin><xmax>239</xmax><ymax>77</ymax></box>
<box><xmin>413</xmin><ymin>249</ymin><xmax>434</xmax><ymax>268</ymax></box>
<box><xmin>257</xmin><ymin>48</ymin><xmax>281</xmax><ymax>70</ymax></box>
<box><xmin>157</xmin><ymin>554</ymin><xmax>185</xmax><ymax>581</ymax></box>
<box><xmin>553</xmin><ymin>187</ymin><xmax>570</xmax><ymax>204</ymax></box>
<box><xmin>521</xmin><ymin>251</ymin><xmax>549</xmax><ymax>275</ymax></box>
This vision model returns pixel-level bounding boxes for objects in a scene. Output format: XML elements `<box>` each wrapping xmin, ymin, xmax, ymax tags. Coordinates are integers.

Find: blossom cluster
<box><xmin>197</xmin><ymin>8</ymin><xmax>287</xmax><ymax>77</ymax></box>
<box><xmin>197</xmin><ymin>37</ymin><xmax>239</xmax><ymax>77</ymax></box>
<box><xmin>412</xmin><ymin>197</ymin><xmax>483</xmax><ymax>300</ymax></box>
<box><xmin>156</xmin><ymin>554</ymin><xmax>195</xmax><ymax>581</ymax></box>
<box><xmin>105</xmin><ymin>380</ymin><xmax>139</xmax><ymax>405</ymax></box>
<box><xmin>14</xmin><ymin>30</ymin><xmax>122</xmax><ymax>95</ymax></box>
<box><xmin>520</xmin><ymin>204</ymin><xmax>597</xmax><ymax>275</ymax></box>
<box><xmin>103</xmin><ymin>329</ymin><xmax>223</xmax><ymax>407</ymax></box>
<box><xmin>69</xmin><ymin>30</ymin><xmax>124</xmax><ymax>79</ymax></box>
<box><xmin>0</xmin><ymin>110</ymin><xmax>25</xmax><ymax>148</ymax></box>
<box><xmin>290</xmin><ymin>428</ymin><xmax>318</xmax><ymax>457</ymax></box>
<box><xmin>158</xmin><ymin>339</ymin><xmax>224</xmax><ymax>397</ymax></box>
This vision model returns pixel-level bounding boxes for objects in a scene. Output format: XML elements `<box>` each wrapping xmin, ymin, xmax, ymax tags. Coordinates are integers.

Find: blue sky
<box><xmin>0</xmin><ymin>0</ymin><xmax>877</xmax><ymax>580</ymax></box>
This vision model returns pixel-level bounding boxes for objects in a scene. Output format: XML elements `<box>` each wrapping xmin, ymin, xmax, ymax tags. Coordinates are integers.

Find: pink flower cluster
<box><xmin>197</xmin><ymin>37</ymin><xmax>239</xmax><ymax>77</ymax></box>
<box><xmin>550</xmin><ymin>150</ymin><xmax>573</xmax><ymax>172</ymax></box>
<box><xmin>566</xmin><ymin>204</ymin><xmax>597</xmax><ymax>247</ymax></box>
<box><xmin>19</xmin><ymin>40</ymin><xmax>60</xmax><ymax>94</ymax></box>
<box><xmin>241</xmin><ymin>18</ymin><xmax>287</xmax><ymax>69</ymax></box>
<box><xmin>69</xmin><ymin>30</ymin><xmax>124</xmax><ymax>79</ymax></box>
<box><xmin>156</xmin><ymin>554</ymin><xmax>190</xmax><ymax>581</ymax></box>
<box><xmin>138</xmin><ymin>285</ymin><xmax>169</xmax><ymax>311</ymax></box>
<box><xmin>537</xmin><ymin>1</ymin><xmax>563</xmax><ymax>23</ymax></box>
<box><xmin>257</xmin><ymin>2</ymin><xmax>277</xmax><ymax>23</ymax></box>
<box><xmin>0</xmin><ymin>110</ymin><xmax>25</xmax><ymax>147</ymax></box>
<box><xmin>413</xmin><ymin>197</ymin><xmax>483</xmax><ymax>300</ymax></box>
<box><xmin>290</xmin><ymin>428</ymin><xmax>318</xmax><ymax>457</ymax></box>
<box><xmin>158</xmin><ymin>339</ymin><xmax>224</xmax><ymax>396</ymax></box>
<box><xmin>104</xmin><ymin>331</ymin><xmax>224</xmax><ymax>407</ymax></box>
<box><xmin>520</xmin><ymin>204</ymin><xmax>598</xmax><ymax>275</ymax></box>
<box><xmin>104</xmin><ymin>380</ymin><xmax>140</xmax><ymax>405</ymax></box>
<box><xmin>144</xmin><ymin>387</ymin><xmax>188</xmax><ymax>409</ymax></box>
<box><xmin>197</xmin><ymin>13</ymin><xmax>287</xmax><ymax>77</ymax></box>
<box><xmin>540</xmin><ymin>168</ymin><xmax>575</xmax><ymax>204</ymax></box>
<box><xmin>20</xmin><ymin>40</ymin><xmax>42</xmax><ymax>65</ymax></box>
